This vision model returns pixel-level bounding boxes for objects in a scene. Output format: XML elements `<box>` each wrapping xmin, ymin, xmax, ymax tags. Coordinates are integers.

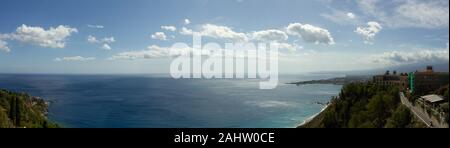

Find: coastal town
<box><xmin>372</xmin><ymin>66</ymin><xmax>449</xmax><ymax>128</ymax></box>
<box><xmin>299</xmin><ymin>66</ymin><xmax>449</xmax><ymax>128</ymax></box>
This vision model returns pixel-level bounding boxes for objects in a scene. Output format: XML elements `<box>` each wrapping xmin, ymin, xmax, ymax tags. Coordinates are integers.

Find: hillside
<box><xmin>0</xmin><ymin>89</ymin><xmax>58</xmax><ymax>128</ymax></box>
<box><xmin>300</xmin><ymin>83</ymin><xmax>427</xmax><ymax>128</ymax></box>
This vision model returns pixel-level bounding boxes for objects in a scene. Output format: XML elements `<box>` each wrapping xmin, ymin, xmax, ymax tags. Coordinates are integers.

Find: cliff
<box><xmin>0</xmin><ymin>89</ymin><xmax>58</xmax><ymax>128</ymax></box>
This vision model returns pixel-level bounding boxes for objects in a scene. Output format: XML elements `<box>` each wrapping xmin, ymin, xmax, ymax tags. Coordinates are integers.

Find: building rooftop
<box><xmin>421</xmin><ymin>95</ymin><xmax>445</xmax><ymax>103</ymax></box>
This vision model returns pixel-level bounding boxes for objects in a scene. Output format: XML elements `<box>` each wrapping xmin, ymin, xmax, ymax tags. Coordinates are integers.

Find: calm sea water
<box><xmin>0</xmin><ymin>74</ymin><xmax>342</xmax><ymax>128</ymax></box>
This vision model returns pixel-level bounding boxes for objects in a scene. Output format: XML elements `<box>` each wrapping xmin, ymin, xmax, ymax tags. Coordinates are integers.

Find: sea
<box><xmin>0</xmin><ymin>74</ymin><xmax>342</xmax><ymax>128</ymax></box>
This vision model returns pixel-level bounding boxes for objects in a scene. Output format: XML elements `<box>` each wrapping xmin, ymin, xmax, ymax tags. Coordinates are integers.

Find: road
<box><xmin>399</xmin><ymin>92</ymin><xmax>447</xmax><ymax>128</ymax></box>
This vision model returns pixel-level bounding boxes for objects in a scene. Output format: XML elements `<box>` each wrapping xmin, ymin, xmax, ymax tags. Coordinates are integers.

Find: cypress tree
<box><xmin>15</xmin><ymin>97</ymin><xmax>20</xmax><ymax>127</ymax></box>
<box><xmin>9</xmin><ymin>97</ymin><xmax>16</xmax><ymax>126</ymax></box>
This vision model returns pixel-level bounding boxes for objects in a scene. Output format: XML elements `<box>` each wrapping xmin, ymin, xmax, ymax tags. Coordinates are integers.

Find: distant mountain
<box><xmin>386</xmin><ymin>62</ymin><xmax>449</xmax><ymax>73</ymax></box>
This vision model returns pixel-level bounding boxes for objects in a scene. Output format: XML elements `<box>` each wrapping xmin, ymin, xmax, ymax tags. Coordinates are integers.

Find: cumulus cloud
<box><xmin>0</xmin><ymin>39</ymin><xmax>11</xmax><ymax>53</ymax></box>
<box><xmin>180</xmin><ymin>27</ymin><xmax>193</xmax><ymax>35</ymax></box>
<box><xmin>286</xmin><ymin>23</ymin><xmax>335</xmax><ymax>45</ymax></box>
<box><xmin>161</xmin><ymin>26</ymin><xmax>177</xmax><ymax>31</ymax></box>
<box><xmin>357</xmin><ymin>0</ymin><xmax>449</xmax><ymax>29</ymax></box>
<box><xmin>198</xmin><ymin>24</ymin><xmax>248</xmax><ymax>42</ymax></box>
<box><xmin>87</xmin><ymin>35</ymin><xmax>98</xmax><ymax>43</ymax></box>
<box><xmin>87</xmin><ymin>24</ymin><xmax>104</xmax><ymax>29</ymax></box>
<box><xmin>151</xmin><ymin>32</ymin><xmax>168</xmax><ymax>41</ymax></box>
<box><xmin>184</xmin><ymin>19</ymin><xmax>191</xmax><ymax>25</ymax></box>
<box><xmin>355</xmin><ymin>21</ymin><xmax>382</xmax><ymax>44</ymax></box>
<box><xmin>8</xmin><ymin>24</ymin><xmax>78</xmax><ymax>48</ymax></box>
<box><xmin>54</xmin><ymin>56</ymin><xmax>96</xmax><ymax>62</ymax></box>
<box><xmin>371</xmin><ymin>47</ymin><xmax>449</xmax><ymax>65</ymax></box>
<box><xmin>180</xmin><ymin>24</ymin><xmax>249</xmax><ymax>42</ymax></box>
<box><xmin>251</xmin><ymin>29</ymin><xmax>288</xmax><ymax>42</ymax></box>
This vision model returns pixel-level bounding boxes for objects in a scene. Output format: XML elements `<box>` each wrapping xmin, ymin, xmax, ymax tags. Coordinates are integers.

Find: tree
<box><xmin>348</xmin><ymin>111</ymin><xmax>370</xmax><ymax>128</ymax></box>
<box><xmin>1</xmin><ymin>89</ymin><xmax>58</xmax><ymax>128</ymax></box>
<box><xmin>441</xmin><ymin>103</ymin><xmax>449</xmax><ymax>125</ymax></box>
<box><xmin>322</xmin><ymin>111</ymin><xmax>337</xmax><ymax>128</ymax></box>
<box><xmin>15</xmin><ymin>96</ymin><xmax>21</xmax><ymax>127</ymax></box>
<box><xmin>366</xmin><ymin>93</ymin><xmax>388</xmax><ymax>127</ymax></box>
<box><xmin>385</xmin><ymin>105</ymin><xmax>412</xmax><ymax>128</ymax></box>
<box><xmin>9</xmin><ymin>97</ymin><xmax>16</xmax><ymax>125</ymax></box>
<box><xmin>0</xmin><ymin>107</ymin><xmax>12</xmax><ymax>128</ymax></box>
<box><xmin>444</xmin><ymin>90</ymin><xmax>448</xmax><ymax>100</ymax></box>
<box><xmin>303</xmin><ymin>83</ymin><xmax>417</xmax><ymax>128</ymax></box>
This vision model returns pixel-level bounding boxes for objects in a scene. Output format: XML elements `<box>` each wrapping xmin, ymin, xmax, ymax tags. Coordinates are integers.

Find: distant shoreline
<box><xmin>287</xmin><ymin>75</ymin><xmax>371</xmax><ymax>86</ymax></box>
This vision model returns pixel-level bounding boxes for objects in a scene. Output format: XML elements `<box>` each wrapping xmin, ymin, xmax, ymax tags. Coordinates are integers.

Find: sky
<box><xmin>0</xmin><ymin>0</ymin><xmax>448</xmax><ymax>74</ymax></box>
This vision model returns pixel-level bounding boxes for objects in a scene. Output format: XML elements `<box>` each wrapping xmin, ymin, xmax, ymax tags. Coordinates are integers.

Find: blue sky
<box><xmin>0</xmin><ymin>0</ymin><xmax>448</xmax><ymax>74</ymax></box>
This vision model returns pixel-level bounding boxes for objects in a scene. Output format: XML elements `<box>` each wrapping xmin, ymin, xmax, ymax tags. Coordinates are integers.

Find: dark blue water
<box><xmin>0</xmin><ymin>74</ymin><xmax>342</xmax><ymax>128</ymax></box>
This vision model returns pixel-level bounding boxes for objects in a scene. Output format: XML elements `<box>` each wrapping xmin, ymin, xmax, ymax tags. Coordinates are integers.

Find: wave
<box><xmin>298</xmin><ymin>103</ymin><xmax>330</xmax><ymax>127</ymax></box>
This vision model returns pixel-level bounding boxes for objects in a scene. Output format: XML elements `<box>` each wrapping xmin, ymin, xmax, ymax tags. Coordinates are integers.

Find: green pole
<box><xmin>409</xmin><ymin>72</ymin><xmax>415</xmax><ymax>94</ymax></box>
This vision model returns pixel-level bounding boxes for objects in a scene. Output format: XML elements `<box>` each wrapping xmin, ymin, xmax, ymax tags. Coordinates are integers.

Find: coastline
<box><xmin>297</xmin><ymin>103</ymin><xmax>330</xmax><ymax>128</ymax></box>
<box><xmin>0</xmin><ymin>89</ymin><xmax>59</xmax><ymax>128</ymax></box>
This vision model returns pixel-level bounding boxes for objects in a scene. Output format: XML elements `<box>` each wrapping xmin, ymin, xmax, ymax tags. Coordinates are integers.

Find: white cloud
<box><xmin>321</xmin><ymin>10</ymin><xmax>361</xmax><ymax>25</ymax></box>
<box><xmin>180</xmin><ymin>27</ymin><xmax>193</xmax><ymax>35</ymax></box>
<box><xmin>88</xmin><ymin>36</ymin><xmax>116</xmax><ymax>44</ymax></box>
<box><xmin>286</xmin><ymin>23</ymin><xmax>335</xmax><ymax>45</ymax></box>
<box><xmin>347</xmin><ymin>12</ymin><xmax>356</xmax><ymax>19</ymax></box>
<box><xmin>355</xmin><ymin>21</ymin><xmax>382</xmax><ymax>44</ymax></box>
<box><xmin>151</xmin><ymin>32</ymin><xmax>168</xmax><ymax>41</ymax></box>
<box><xmin>251</xmin><ymin>29</ymin><xmax>288</xmax><ymax>42</ymax></box>
<box><xmin>357</xmin><ymin>0</ymin><xmax>449</xmax><ymax>29</ymax></box>
<box><xmin>161</xmin><ymin>26</ymin><xmax>177</xmax><ymax>31</ymax></box>
<box><xmin>87</xmin><ymin>24</ymin><xmax>104</xmax><ymax>29</ymax></box>
<box><xmin>54</xmin><ymin>56</ymin><xmax>96</xmax><ymax>62</ymax></box>
<box><xmin>87</xmin><ymin>36</ymin><xmax>115</xmax><ymax>43</ymax></box>
<box><xmin>101</xmin><ymin>43</ymin><xmax>112</xmax><ymax>50</ymax></box>
<box><xmin>87</xmin><ymin>35</ymin><xmax>115</xmax><ymax>50</ymax></box>
<box><xmin>110</xmin><ymin>42</ymin><xmax>302</xmax><ymax>61</ymax></box>
<box><xmin>87</xmin><ymin>35</ymin><xmax>98</xmax><ymax>43</ymax></box>
<box><xmin>199</xmin><ymin>24</ymin><xmax>248</xmax><ymax>42</ymax></box>
<box><xmin>394</xmin><ymin>0</ymin><xmax>449</xmax><ymax>28</ymax></box>
<box><xmin>181</xmin><ymin>24</ymin><xmax>249</xmax><ymax>42</ymax></box>
<box><xmin>272</xmin><ymin>42</ymin><xmax>301</xmax><ymax>53</ymax></box>
<box><xmin>101</xmin><ymin>37</ymin><xmax>115</xmax><ymax>43</ymax></box>
<box><xmin>184</xmin><ymin>19</ymin><xmax>191</xmax><ymax>25</ymax></box>
<box><xmin>0</xmin><ymin>39</ymin><xmax>11</xmax><ymax>53</ymax></box>
<box><xmin>371</xmin><ymin>47</ymin><xmax>449</xmax><ymax>65</ymax></box>
<box><xmin>110</xmin><ymin>45</ymin><xmax>193</xmax><ymax>60</ymax></box>
<box><xmin>9</xmin><ymin>24</ymin><xmax>78</xmax><ymax>48</ymax></box>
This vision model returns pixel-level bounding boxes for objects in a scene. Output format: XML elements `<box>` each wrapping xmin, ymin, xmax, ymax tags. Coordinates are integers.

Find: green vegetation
<box><xmin>385</xmin><ymin>105</ymin><xmax>412</xmax><ymax>128</ymax></box>
<box><xmin>0</xmin><ymin>89</ymin><xmax>58</xmax><ymax>128</ymax></box>
<box><xmin>434</xmin><ymin>84</ymin><xmax>449</xmax><ymax>125</ymax></box>
<box><xmin>300</xmin><ymin>83</ymin><xmax>426</xmax><ymax>128</ymax></box>
<box><xmin>435</xmin><ymin>84</ymin><xmax>449</xmax><ymax>101</ymax></box>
